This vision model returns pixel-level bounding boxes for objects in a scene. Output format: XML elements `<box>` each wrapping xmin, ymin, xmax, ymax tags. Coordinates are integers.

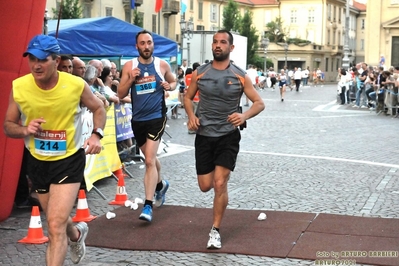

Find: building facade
<box><xmin>365</xmin><ymin>0</ymin><xmax>399</xmax><ymax>68</ymax></box>
<box><xmin>45</xmin><ymin>0</ymin><xmax>372</xmax><ymax>81</ymax></box>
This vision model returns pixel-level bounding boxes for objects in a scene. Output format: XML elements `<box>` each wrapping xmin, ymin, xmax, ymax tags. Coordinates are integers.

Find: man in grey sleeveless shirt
<box><xmin>184</xmin><ymin>30</ymin><xmax>265</xmax><ymax>249</ymax></box>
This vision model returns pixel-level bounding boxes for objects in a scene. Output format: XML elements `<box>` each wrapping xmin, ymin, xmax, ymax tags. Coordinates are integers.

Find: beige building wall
<box><xmin>355</xmin><ymin>11</ymin><xmax>366</xmax><ymax>64</ymax></box>
<box><xmin>46</xmin><ymin>0</ymin><xmax>129</xmax><ymax>20</ymax></box>
<box><xmin>365</xmin><ymin>0</ymin><xmax>399</xmax><ymax>68</ymax></box>
<box><xmin>248</xmin><ymin>0</ymin><xmax>362</xmax><ymax>81</ymax></box>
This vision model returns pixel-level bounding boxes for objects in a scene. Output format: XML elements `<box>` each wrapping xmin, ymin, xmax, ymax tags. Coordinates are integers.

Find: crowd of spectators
<box><xmin>337</xmin><ymin>62</ymin><xmax>399</xmax><ymax>116</ymax></box>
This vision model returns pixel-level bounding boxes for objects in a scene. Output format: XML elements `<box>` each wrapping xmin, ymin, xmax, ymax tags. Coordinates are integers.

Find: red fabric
<box><xmin>185</xmin><ymin>73</ymin><xmax>192</xmax><ymax>87</ymax></box>
<box><xmin>155</xmin><ymin>0</ymin><xmax>163</xmax><ymax>12</ymax></box>
<box><xmin>185</xmin><ymin>73</ymin><xmax>199</xmax><ymax>102</ymax></box>
<box><xmin>0</xmin><ymin>0</ymin><xmax>47</xmax><ymax>222</ymax></box>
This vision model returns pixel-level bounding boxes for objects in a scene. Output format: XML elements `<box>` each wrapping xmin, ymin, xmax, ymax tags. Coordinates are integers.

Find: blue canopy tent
<box><xmin>47</xmin><ymin>17</ymin><xmax>177</xmax><ymax>58</ymax></box>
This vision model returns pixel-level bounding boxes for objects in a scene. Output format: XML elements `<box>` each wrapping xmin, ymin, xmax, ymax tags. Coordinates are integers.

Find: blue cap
<box><xmin>23</xmin><ymin>35</ymin><xmax>60</xmax><ymax>59</ymax></box>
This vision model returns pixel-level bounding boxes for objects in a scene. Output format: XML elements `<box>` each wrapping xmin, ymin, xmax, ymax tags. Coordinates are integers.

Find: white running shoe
<box><xmin>207</xmin><ymin>228</ymin><xmax>221</xmax><ymax>249</ymax></box>
<box><xmin>70</xmin><ymin>222</ymin><xmax>88</xmax><ymax>264</ymax></box>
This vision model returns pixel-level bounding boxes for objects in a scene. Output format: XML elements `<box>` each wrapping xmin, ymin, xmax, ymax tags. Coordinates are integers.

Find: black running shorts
<box><xmin>132</xmin><ymin>117</ymin><xmax>167</xmax><ymax>147</ymax></box>
<box><xmin>27</xmin><ymin>148</ymin><xmax>86</xmax><ymax>194</ymax></box>
<box><xmin>195</xmin><ymin>129</ymin><xmax>241</xmax><ymax>175</ymax></box>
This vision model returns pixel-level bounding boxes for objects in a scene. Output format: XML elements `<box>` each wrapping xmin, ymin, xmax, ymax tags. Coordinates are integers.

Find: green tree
<box><xmin>222</xmin><ymin>0</ymin><xmax>241</xmax><ymax>31</ymax></box>
<box><xmin>51</xmin><ymin>0</ymin><xmax>82</xmax><ymax>19</ymax></box>
<box><xmin>133</xmin><ymin>10</ymin><xmax>143</xmax><ymax>27</ymax></box>
<box><xmin>252</xmin><ymin>55</ymin><xmax>273</xmax><ymax>70</ymax></box>
<box><xmin>265</xmin><ymin>17</ymin><xmax>286</xmax><ymax>43</ymax></box>
<box><xmin>238</xmin><ymin>9</ymin><xmax>259</xmax><ymax>66</ymax></box>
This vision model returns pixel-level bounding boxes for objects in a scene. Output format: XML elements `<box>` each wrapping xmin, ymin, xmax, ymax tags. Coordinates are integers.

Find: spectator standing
<box><xmin>57</xmin><ymin>54</ymin><xmax>73</xmax><ymax>74</ymax></box>
<box><xmin>356</xmin><ymin>63</ymin><xmax>369</xmax><ymax>108</ymax></box>
<box><xmin>352</xmin><ymin>67</ymin><xmax>362</xmax><ymax>108</ymax></box>
<box><xmin>110</xmin><ymin>62</ymin><xmax>118</xmax><ymax>79</ymax></box>
<box><xmin>338</xmin><ymin>68</ymin><xmax>351</xmax><ymax>105</ymax></box>
<box><xmin>99</xmin><ymin>67</ymin><xmax>120</xmax><ymax>105</ymax></box>
<box><xmin>183</xmin><ymin>30</ymin><xmax>265</xmax><ymax>250</ymax></box>
<box><xmin>72</xmin><ymin>57</ymin><xmax>86</xmax><ymax>78</ymax></box>
<box><xmin>268</xmin><ymin>67</ymin><xmax>277</xmax><ymax>91</ymax></box>
<box><xmin>177</xmin><ymin>67</ymin><xmax>186</xmax><ymax>109</ymax></box>
<box><xmin>187</xmin><ymin>62</ymin><xmax>200</xmax><ymax>134</ymax></box>
<box><xmin>364</xmin><ymin>66</ymin><xmax>376</xmax><ymax>105</ymax></box>
<box><xmin>3</xmin><ymin>34</ymin><xmax>106</xmax><ymax>265</ymax></box>
<box><xmin>100</xmin><ymin>58</ymin><xmax>112</xmax><ymax>69</ymax></box>
<box><xmin>302</xmin><ymin>67</ymin><xmax>310</xmax><ymax>87</ymax></box>
<box><xmin>287</xmin><ymin>68</ymin><xmax>294</xmax><ymax>90</ymax></box>
<box><xmin>180</xmin><ymin>59</ymin><xmax>188</xmax><ymax>74</ymax></box>
<box><xmin>84</xmin><ymin>65</ymin><xmax>109</xmax><ymax>108</ymax></box>
<box><xmin>379</xmin><ymin>54</ymin><xmax>385</xmax><ymax>69</ymax></box>
<box><xmin>118</xmin><ymin>30</ymin><xmax>176</xmax><ymax>222</ymax></box>
<box><xmin>88</xmin><ymin>59</ymin><xmax>104</xmax><ymax>91</ymax></box>
<box><xmin>245</xmin><ymin>64</ymin><xmax>258</xmax><ymax>106</ymax></box>
<box><xmin>312</xmin><ymin>69</ymin><xmax>318</xmax><ymax>87</ymax></box>
<box><xmin>381</xmin><ymin>70</ymin><xmax>397</xmax><ymax>115</ymax></box>
<box><xmin>294</xmin><ymin>67</ymin><xmax>302</xmax><ymax>92</ymax></box>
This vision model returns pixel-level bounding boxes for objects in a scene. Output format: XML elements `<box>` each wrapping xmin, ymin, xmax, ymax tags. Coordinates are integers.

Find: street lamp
<box><xmin>284</xmin><ymin>42</ymin><xmax>288</xmax><ymax>69</ymax></box>
<box><xmin>261</xmin><ymin>36</ymin><xmax>270</xmax><ymax>72</ymax></box>
<box><xmin>43</xmin><ymin>9</ymin><xmax>51</xmax><ymax>35</ymax></box>
<box><xmin>342</xmin><ymin>0</ymin><xmax>350</xmax><ymax>70</ymax></box>
<box><xmin>179</xmin><ymin>16</ymin><xmax>194</xmax><ymax>67</ymax></box>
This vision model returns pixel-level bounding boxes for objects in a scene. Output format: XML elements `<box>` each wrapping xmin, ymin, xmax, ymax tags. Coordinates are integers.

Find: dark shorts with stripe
<box><xmin>28</xmin><ymin>148</ymin><xmax>86</xmax><ymax>194</ymax></box>
<box><xmin>132</xmin><ymin>117</ymin><xmax>167</xmax><ymax>147</ymax></box>
<box><xmin>195</xmin><ymin>129</ymin><xmax>241</xmax><ymax>175</ymax></box>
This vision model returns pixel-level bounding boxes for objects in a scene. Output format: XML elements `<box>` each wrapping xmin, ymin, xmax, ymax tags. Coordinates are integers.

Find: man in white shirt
<box><xmin>268</xmin><ymin>67</ymin><xmax>277</xmax><ymax>91</ymax></box>
<box><xmin>302</xmin><ymin>67</ymin><xmax>310</xmax><ymax>87</ymax></box>
<box><xmin>287</xmin><ymin>69</ymin><xmax>294</xmax><ymax>90</ymax></box>
<box><xmin>294</xmin><ymin>67</ymin><xmax>302</xmax><ymax>91</ymax></box>
<box><xmin>245</xmin><ymin>64</ymin><xmax>258</xmax><ymax>106</ymax></box>
<box><xmin>181</xmin><ymin>59</ymin><xmax>188</xmax><ymax>74</ymax></box>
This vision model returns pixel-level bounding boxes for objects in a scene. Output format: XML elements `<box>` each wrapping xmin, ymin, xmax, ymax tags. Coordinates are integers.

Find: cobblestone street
<box><xmin>1</xmin><ymin>84</ymin><xmax>398</xmax><ymax>265</ymax></box>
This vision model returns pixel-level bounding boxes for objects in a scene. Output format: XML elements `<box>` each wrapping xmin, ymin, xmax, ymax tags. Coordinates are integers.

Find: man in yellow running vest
<box><xmin>3</xmin><ymin>34</ymin><xmax>106</xmax><ymax>265</ymax></box>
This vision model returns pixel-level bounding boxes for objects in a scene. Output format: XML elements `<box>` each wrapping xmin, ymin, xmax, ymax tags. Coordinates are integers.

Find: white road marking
<box><xmin>240</xmin><ymin>150</ymin><xmax>399</xmax><ymax>169</ymax></box>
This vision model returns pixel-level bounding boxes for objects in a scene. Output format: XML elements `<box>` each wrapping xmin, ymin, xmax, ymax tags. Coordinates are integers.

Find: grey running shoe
<box><xmin>154</xmin><ymin>180</ymin><xmax>169</xmax><ymax>207</ymax></box>
<box><xmin>207</xmin><ymin>228</ymin><xmax>221</xmax><ymax>249</ymax></box>
<box><xmin>70</xmin><ymin>222</ymin><xmax>88</xmax><ymax>264</ymax></box>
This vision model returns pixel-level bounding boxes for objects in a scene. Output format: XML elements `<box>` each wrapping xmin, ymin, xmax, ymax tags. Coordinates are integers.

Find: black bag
<box><xmin>238</xmin><ymin>106</ymin><xmax>247</xmax><ymax>130</ymax></box>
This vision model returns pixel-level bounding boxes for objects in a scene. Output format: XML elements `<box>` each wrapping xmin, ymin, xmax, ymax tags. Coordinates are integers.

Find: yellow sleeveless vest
<box><xmin>13</xmin><ymin>71</ymin><xmax>85</xmax><ymax>161</ymax></box>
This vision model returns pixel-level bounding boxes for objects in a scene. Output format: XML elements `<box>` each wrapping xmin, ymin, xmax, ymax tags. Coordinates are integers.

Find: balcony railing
<box><xmin>162</xmin><ymin>0</ymin><xmax>179</xmax><ymax>15</ymax></box>
<box><xmin>122</xmin><ymin>0</ymin><xmax>143</xmax><ymax>8</ymax></box>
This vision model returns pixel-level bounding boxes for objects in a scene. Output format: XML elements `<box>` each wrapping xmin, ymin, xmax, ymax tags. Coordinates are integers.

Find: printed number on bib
<box><xmin>135</xmin><ymin>75</ymin><xmax>156</xmax><ymax>95</ymax></box>
<box><xmin>34</xmin><ymin>130</ymin><xmax>67</xmax><ymax>156</ymax></box>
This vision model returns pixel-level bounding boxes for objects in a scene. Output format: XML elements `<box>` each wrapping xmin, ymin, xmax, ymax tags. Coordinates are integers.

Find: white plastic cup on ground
<box><xmin>124</xmin><ymin>200</ymin><xmax>133</xmax><ymax>207</ymax></box>
<box><xmin>134</xmin><ymin>197</ymin><xmax>143</xmax><ymax>204</ymax></box>
<box><xmin>130</xmin><ymin>202</ymin><xmax>138</xmax><ymax>210</ymax></box>
<box><xmin>106</xmin><ymin>211</ymin><xmax>116</xmax><ymax>219</ymax></box>
<box><xmin>258</xmin><ymin>212</ymin><xmax>267</xmax><ymax>221</ymax></box>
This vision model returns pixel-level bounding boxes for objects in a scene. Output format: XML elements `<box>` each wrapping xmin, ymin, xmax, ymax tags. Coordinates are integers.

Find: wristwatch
<box><xmin>92</xmin><ymin>128</ymin><xmax>104</xmax><ymax>139</ymax></box>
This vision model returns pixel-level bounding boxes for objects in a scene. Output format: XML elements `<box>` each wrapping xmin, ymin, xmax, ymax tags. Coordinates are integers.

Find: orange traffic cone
<box><xmin>72</xmin><ymin>189</ymin><xmax>97</xmax><ymax>222</ymax></box>
<box><xmin>18</xmin><ymin>206</ymin><xmax>48</xmax><ymax>244</ymax></box>
<box><xmin>109</xmin><ymin>168</ymin><xmax>128</xmax><ymax>205</ymax></box>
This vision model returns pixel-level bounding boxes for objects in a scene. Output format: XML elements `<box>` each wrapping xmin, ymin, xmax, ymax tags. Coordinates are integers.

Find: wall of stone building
<box><xmin>365</xmin><ymin>0</ymin><xmax>399</xmax><ymax>67</ymax></box>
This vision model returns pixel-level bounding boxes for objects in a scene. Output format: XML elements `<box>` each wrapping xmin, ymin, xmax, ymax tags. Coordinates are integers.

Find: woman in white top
<box><xmin>338</xmin><ymin>68</ymin><xmax>351</xmax><ymax>104</ymax></box>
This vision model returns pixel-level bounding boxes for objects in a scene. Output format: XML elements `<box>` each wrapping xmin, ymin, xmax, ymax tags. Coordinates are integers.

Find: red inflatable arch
<box><xmin>0</xmin><ymin>0</ymin><xmax>47</xmax><ymax>221</ymax></box>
